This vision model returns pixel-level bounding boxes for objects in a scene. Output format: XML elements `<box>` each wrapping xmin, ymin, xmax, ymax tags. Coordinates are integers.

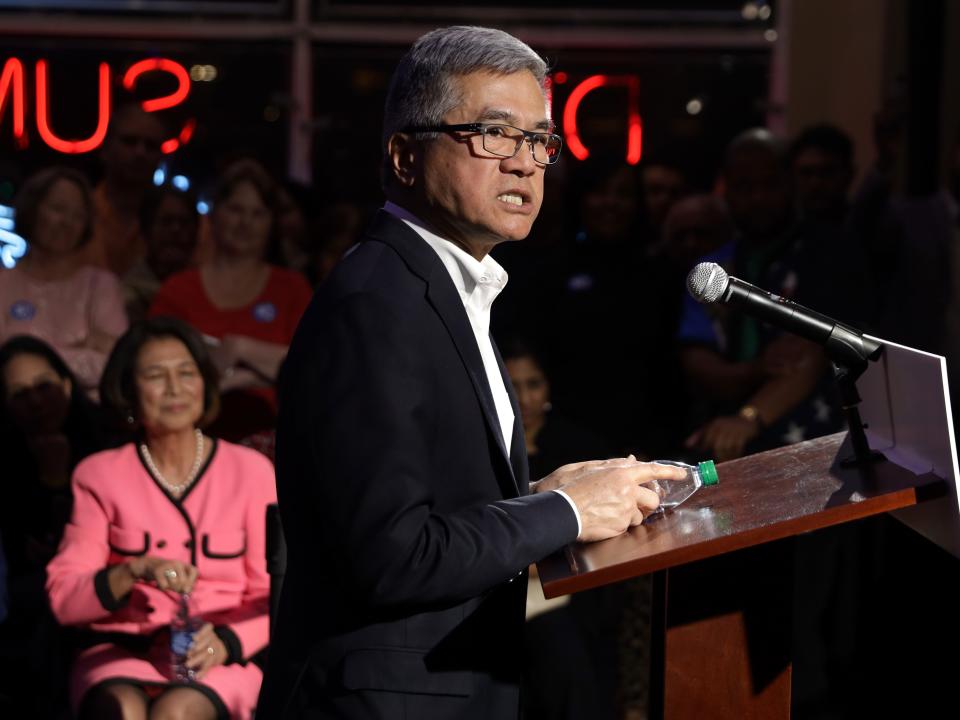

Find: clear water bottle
<box><xmin>645</xmin><ymin>459</ymin><xmax>719</xmax><ymax>513</ymax></box>
<box><xmin>170</xmin><ymin>592</ymin><xmax>201</xmax><ymax>682</ymax></box>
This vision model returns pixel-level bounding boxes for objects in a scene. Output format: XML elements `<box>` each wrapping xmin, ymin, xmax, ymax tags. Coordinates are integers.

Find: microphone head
<box><xmin>687</xmin><ymin>262</ymin><xmax>729</xmax><ymax>304</ymax></box>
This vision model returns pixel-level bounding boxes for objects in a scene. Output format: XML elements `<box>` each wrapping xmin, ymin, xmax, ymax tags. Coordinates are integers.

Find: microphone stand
<box><xmin>823</xmin><ymin>324</ymin><xmax>885</xmax><ymax>470</ymax></box>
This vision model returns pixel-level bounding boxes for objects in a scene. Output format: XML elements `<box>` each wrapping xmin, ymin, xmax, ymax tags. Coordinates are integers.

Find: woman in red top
<box><xmin>149</xmin><ymin>160</ymin><xmax>312</xmax><ymax>440</ymax></box>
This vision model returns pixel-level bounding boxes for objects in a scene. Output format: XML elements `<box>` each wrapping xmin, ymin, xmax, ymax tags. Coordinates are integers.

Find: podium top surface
<box><xmin>538</xmin><ymin>432</ymin><xmax>940</xmax><ymax>598</ymax></box>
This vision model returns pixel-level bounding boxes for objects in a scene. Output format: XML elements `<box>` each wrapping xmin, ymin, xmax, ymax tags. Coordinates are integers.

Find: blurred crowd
<box><xmin>2</xmin><ymin>96</ymin><xmax>960</xmax><ymax>719</ymax></box>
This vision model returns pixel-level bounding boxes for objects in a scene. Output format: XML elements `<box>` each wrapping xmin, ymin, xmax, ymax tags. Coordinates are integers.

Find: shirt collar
<box><xmin>383</xmin><ymin>201</ymin><xmax>508</xmax><ymax>298</ymax></box>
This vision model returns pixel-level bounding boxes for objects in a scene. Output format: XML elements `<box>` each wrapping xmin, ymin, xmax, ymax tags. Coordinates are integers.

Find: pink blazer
<box><xmin>47</xmin><ymin>440</ymin><xmax>277</xmax><ymax>659</ymax></box>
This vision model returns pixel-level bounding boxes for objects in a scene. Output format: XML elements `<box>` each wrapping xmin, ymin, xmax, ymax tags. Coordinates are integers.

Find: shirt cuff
<box><xmin>213</xmin><ymin>625</ymin><xmax>244</xmax><ymax>665</ymax></box>
<box><xmin>552</xmin><ymin>489</ymin><xmax>582</xmax><ymax>540</ymax></box>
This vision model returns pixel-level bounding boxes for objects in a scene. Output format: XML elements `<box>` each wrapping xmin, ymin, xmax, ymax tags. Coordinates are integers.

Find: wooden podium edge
<box><xmin>539</xmin><ymin>484</ymin><xmax>920</xmax><ymax>599</ymax></box>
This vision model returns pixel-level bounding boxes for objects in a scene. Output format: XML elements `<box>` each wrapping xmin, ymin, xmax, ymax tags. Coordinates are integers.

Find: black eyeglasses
<box><xmin>403</xmin><ymin>123</ymin><xmax>563</xmax><ymax>165</ymax></box>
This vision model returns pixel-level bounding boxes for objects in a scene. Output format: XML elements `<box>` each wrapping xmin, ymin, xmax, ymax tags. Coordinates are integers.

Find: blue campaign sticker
<box><xmin>566</xmin><ymin>273</ymin><xmax>594</xmax><ymax>293</ymax></box>
<box><xmin>252</xmin><ymin>301</ymin><xmax>277</xmax><ymax>323</ymax></box>
<box><xmin>9</xmin><ymin>300</ymin><xmax>36</xmax><ymax>321</ymax></box>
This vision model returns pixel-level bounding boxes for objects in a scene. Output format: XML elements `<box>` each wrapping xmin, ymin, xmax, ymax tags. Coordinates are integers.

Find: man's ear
<box><xmin>388</xmin><ymin>132</ymin><xmax>420</xmax><ymax>188</ymax></box>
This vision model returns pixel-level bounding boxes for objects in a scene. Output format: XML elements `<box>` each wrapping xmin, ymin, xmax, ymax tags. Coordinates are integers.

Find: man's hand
<box><xmin>535</xmin><ymin>459</ymin><xmax>688</xmax><ymax>543</ymax></box>
<box><xmin>686</xmin><ymin>415</ymin><xmax>759</xmax><ymax>462</ymax></box>
<box><xmin>530</xmin><ymin>457</ymin><xmax>634</xmax><ymax>494</ymax></box>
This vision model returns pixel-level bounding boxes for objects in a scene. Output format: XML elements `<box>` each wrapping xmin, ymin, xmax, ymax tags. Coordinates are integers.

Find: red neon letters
<box><xmin>123</xmin><ymin>58</ymin><xmax>191</xmax><ymax>112</ymax></box>
<box><xmin>162</xmin><ymin>116</ymin><xmax>196</xmax><ymax>154</ymax></box>
<box><xmin>0</xmin><ymin>58</ymin><xmax>25</xmax><ymax>146</ymax></box>
<box><xmin>36</xmin><ymin>60</ymin><xmax>111</xmax><ymax>154</ymax></box>
<box><xmin>6</xmin><ymin>59</ymin><xmax>645</xmax><ymax>164</ymax></box>
<box><xmin>1</xmin><ymin>57</ymin><xmax>193</xmax><ymax>155</ymax></box>
<box><xmin>562</xmin><ymin>74</ymin><xmax>643</xmax><ymax>165</ymax></box>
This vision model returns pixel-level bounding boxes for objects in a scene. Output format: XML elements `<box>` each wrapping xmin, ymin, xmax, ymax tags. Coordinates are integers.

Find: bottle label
<box><xmin>170</xmin><ymin>627</ymin><xmax>195</xmax><ymax>656</ymax></box>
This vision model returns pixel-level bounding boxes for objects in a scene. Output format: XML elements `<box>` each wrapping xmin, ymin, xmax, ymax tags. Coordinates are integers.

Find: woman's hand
<box><xmin>185</xmin><ymin>622</ymin><xmax>228</xmax><ymax>680</ymax></box>
<box><xmin>127</xmin><ymin>556</ymin><xmax>199</xmax><ymax>594</ymax></box>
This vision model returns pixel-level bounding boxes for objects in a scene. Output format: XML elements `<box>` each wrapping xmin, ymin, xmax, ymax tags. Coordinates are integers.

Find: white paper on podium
<box><xmin>857</xmin><ymin>335</ymin><xmax>960</xmax><ymax>556</ymax></box>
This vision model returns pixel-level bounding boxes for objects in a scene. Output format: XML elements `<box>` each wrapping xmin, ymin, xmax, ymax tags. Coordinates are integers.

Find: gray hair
<box><xmin>382</xmin><ymin>26</ymin><xmax>547</xmax><ymax>171</ymax></box>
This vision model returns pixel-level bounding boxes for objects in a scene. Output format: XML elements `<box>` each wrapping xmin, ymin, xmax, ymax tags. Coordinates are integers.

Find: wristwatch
<box><xmin>738</xmin><ymin>404</ymin><xmax>763</xmax><ymax>428</ymax></box>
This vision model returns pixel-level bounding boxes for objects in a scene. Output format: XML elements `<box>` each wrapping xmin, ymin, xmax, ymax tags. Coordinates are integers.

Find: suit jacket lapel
<box><xmin>366</xmin><ymin>212</ymin><xmax>519</xmax><ymax>497</ymax></box>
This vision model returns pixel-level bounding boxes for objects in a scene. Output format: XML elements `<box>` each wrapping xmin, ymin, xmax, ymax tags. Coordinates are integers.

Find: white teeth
<box><xmin>497</xmin><ymin>193</ymin><xmax>523</xmax><ymax>206</ymax></box>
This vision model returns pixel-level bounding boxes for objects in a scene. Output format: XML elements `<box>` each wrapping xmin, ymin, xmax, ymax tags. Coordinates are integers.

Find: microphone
<box><xmin>686</xmin><ymin>262</ymin><xmax>882</xmax><ymax>368</ymax></box>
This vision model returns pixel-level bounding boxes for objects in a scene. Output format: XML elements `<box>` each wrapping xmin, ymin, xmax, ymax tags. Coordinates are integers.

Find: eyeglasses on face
<box><xmin>403</xmin><ymin>123</ymin><xmax>563</xmax><ymax>165</ymax></box>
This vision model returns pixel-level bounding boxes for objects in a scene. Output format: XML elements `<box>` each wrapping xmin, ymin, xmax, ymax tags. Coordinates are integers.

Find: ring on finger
<box><xmin>163</xmin><ymin>569</ymin><xmax>178</xmax><ymax>580</ymax></box>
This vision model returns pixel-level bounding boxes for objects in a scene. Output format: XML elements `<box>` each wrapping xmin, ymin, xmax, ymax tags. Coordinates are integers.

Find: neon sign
<box><xmin>0</xmin><ymin>59</ymin><xmax>25</xmax><ymax>147</ymax></box>
<box><xmin>562</xmin><ymin>75</ymin><xmax>643</xmax><ymax>165</ymax></box>
<box><xmin>0</xmin><ymin>206</ymin><xmax>26</xmax><ymax>269</ymax></box>
<box><xmin>1</xmin><ymin>57</ymin><xmax>194</xmax><ymax>155</ymax></box>
<box><xmin>36</xmin><ymin>60</ymin><xmax>111</xmax><ymax>154</ymax></box>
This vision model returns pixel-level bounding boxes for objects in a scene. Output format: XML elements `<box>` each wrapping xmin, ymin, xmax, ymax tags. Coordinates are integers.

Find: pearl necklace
<box><xmin>141</xmin><ymin>429</ymin><xmax>205</xmax><ymax>496</ymax></box>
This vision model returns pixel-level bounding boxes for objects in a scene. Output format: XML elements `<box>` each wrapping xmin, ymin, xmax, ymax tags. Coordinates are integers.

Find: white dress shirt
<box><xmin>383</xmin><ymin>202</ymin><xmax>582</xmax><ymax>537</ymax></box>
<box><xmin>385</xmin><ymin>201</ymin><xmax>515</xmax><ymax>454</ymax></box>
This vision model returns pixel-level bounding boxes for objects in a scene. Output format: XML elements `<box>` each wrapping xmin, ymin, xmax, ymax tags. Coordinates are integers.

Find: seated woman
<box><xmin>0</xmin><ymin>335</ymin><xmax>108</xmax><ymax>716</ymax></box>
<box><xmin>0</xmin><ymin>167</ymin><xmax>128</xmax><ymax>393</ymax></box>
<box><xmin>148</xmin><ymin>159</ymin><xmax>313</xmax><ymax>440</ymax></box>
<box><xmin>46</xmin><ymin>317</ymin><xmax>277</xmax><ymax>720</ymax></box>
<box><xmin>0</xmin><ymin>335</ymin><xmax>108</xmax><ymax>579</ymax></box>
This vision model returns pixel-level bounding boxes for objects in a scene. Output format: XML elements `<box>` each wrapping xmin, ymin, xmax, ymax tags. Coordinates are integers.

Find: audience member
<box><xmin>0</xmin><ymin>335</ymin><xmax>108</xmax><ymax>577</ymax></box>
<box><xmin>848</xmin><ymin>105</ymin><xmax>951</xmax><ymax>350</ymax></box>
<box><xmin>305</xmin><ymin>200</ymin><xmax>364</xmax><ymax>287</ymax></box>
<box><xmin>659</xmin><ymin>194</ymin><xmax>735</xmax><ymax>271</ymax></box>
<box><xmin>275</xmin><ymin>182</ymin><xmax>311</xmax><ymax>273</ymax></box>
<box><xmin>46</xmin><ymin>316</ymin><xmax>276</xmax><ymax>720</ymax></box>
<box><xmin>123</xmin><ymin>184</ymin><xmax>200</xmax><ymax>322</ymax></box>
<box><xmin>524</xmin><ymin>155</ymin><xmax>686</xmax><ymax>456</ymax></box>
<box><xmin>81</xmin><ymin>104</ymin><xmax>167</xmax><ymax>276</ymax></box>
<box><xmin>149</xmin><ymin>159</ymin><xmax>313</xmax><ymax>440</ymax></box>
<box><xmin>679</xmin><ymin>129</ymin><xmax>840</xmax><ymax>461</ymax></box>
<box><xmin>0</xmin><ymin>335</ymin><xmax>108</xmax><ymax>717</ymax></box>
<box><xmin>639</xmin><ymin>154</ymin><xmax>689</xmax><ymax>245</ymax></box>
<box><xmin>786</xmin><ymin>123</ymin><xmax>875</xmax><ymax>327</ymax></box>
<box><xmin>503</xmin><ymin>338</ymin><xmax>609</xmax><ymax>480</ymax></box>
<box><xmin>0</xmin><ymin>166</ymin><xmax>128</xmax><ymax>392</ymax></box>
<box><xmin>790</xmin><ymin>124</ymin><xmax>856</xmax><ymax>222</ymax></box>
<box><xmin>502</xmin><ymin>339</ymin><xmax>627</xmax><ymax>720</ymax></box>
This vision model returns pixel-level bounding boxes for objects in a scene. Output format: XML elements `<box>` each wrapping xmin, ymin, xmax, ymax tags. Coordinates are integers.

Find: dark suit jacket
<box><xmin>256</xmin><ymin>211</ymin><xmax>579</xmax><ymax>719</ymax></box>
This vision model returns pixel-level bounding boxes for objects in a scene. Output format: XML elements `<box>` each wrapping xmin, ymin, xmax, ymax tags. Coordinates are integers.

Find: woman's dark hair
<box><xmin>211</xmin><ymin>157</ymin><xmax>282</xmax><ymax>264</ymax></box>
<box><xmin>13</xmin><ymin>166</ymin><xmax>94</xmax><ymax>248</ymax></box>
<box><xmin>99</xmin><ymin>317</ymin><xmax>221</xmax><ymax>429</ymax></box>
<box><xmin>498</xmin><ymin>336</ymin><xmax>551</xmax><ymax>380</ymax></box>
<box><xmin>0</xmin><ymin>335</ymin><xmax>105</xmax><ymax>457</ymax></box>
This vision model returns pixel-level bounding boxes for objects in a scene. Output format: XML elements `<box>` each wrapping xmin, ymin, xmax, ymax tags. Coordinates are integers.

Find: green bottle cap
<box><xmin>697</xmin><ymin>460</ymin><xmax>719</xmax><ymax>486</ymax></box>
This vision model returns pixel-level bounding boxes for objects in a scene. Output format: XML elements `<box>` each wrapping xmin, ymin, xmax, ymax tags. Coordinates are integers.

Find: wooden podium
<box><xmin>536</xmin><ymin>432</ymin><xmax>946</xmax><ymax>719</ymax></box>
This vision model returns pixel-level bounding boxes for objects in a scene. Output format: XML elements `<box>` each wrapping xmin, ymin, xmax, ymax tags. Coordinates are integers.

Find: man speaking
<box><xmin>257</xmin><ymin>26</ymin><xmax>685</xmax><ymax>719</ymax></box>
